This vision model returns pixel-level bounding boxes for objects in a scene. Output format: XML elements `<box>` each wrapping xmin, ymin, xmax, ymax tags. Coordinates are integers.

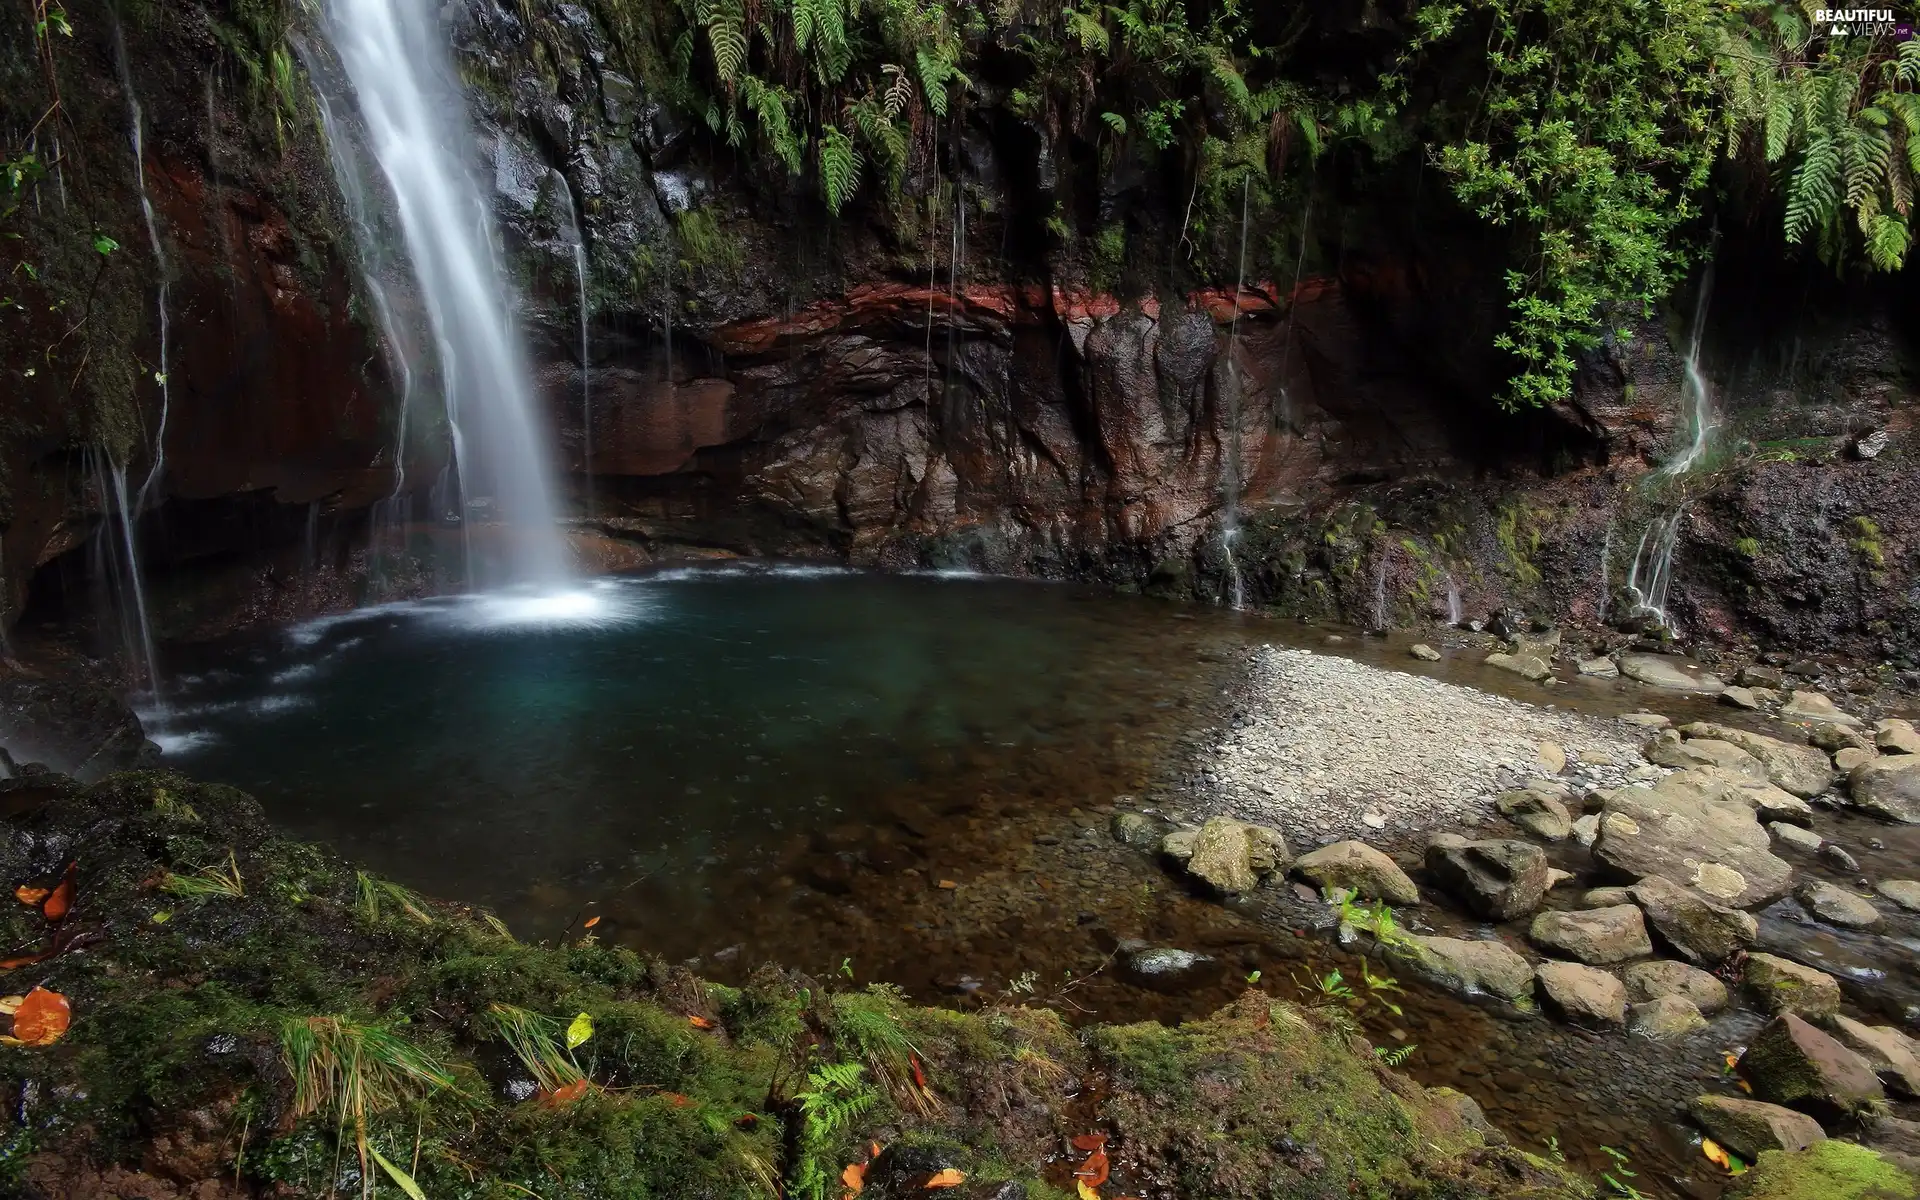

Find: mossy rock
<box><xmin>1728</xmin><ymin>1141</ymin><xmax>1917</xmax><ymax>1200</ymax></box>
<box><xmin>0</xmin><ymin>770</ymin><xmax>1596</xmax><ymax>1198</ymax></box>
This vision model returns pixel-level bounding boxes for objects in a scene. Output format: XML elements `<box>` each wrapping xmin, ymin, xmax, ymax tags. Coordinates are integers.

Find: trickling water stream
<box><xmin>316</xmin><ymin>0</ymin><xmax>568</xmax><ymax>587</ymax></box>
<box><xmin>112</xmin><ymin>20</ymin><xmax>173</xmax><ymax>517</ymax></box>
<box><xmin>1620</xmin><ymin>262</ymin><xmax>1718</xmax><ymax>630</ymax></box>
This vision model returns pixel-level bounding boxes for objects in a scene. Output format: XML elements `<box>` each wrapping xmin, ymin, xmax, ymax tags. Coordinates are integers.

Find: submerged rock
<box><xmin>1876</xmin><ymin>879</ymin><xmax>1920</xmax><ymax>911</ymax></box>
<box><xmin>1484</xmin><ymin>651</ymin><xmax>1550</xmax><ymax>681</ymax></box>
<box><xmin>1737</xmin><ymin>1013</ymin><xmax>1884</xmax><ymax>1120</ymax></box>
<box><xmin>1780</xmin><ymin>689</ymin><xmax>1862</xmax><ymax>727</ymax></box>
<box><xmin>1291</xmin><ymin>840</ymin><xmax>1419</xmax><ymax>905</ymax></box>
<box><xmin>1110</xmin><ymin>810</ymin><xmax>1169</xmax><ymax>850</ymax></box>
<box><xmin>1616</xmin><ymin>653</ymin><xmax>1725</xmax><ymax>694</ymax></box>
<box><xmin>1577</xmin><ymin>656</ymin><xmax>1619</xmax><ymax>678</ymax></box>
<box><xmin>1688</xmin><ymin>1095</ymin><xmax>1826</xmax><ymax>1160</ymax></box>
<box><xmin>1121</xmin><ymin>945</ymin><xmax>1223</xmax><ymax>992</ymax></box>
<box><xmin>1425</xmin><ymin>837</ymin><xmax>1549</xmax><ymax>920</ymax></box>
<box><xmin>1408</xmin><ymin>643</ymin><xmax>1441</xmax><ymax>662</ymax></box>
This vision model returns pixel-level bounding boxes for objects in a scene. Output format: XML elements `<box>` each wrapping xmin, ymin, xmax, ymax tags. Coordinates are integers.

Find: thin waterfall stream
<box><xmin>1619</xmin><ymin>261</ymin><xmax>1717</xmax><ymax>631</ymax></box>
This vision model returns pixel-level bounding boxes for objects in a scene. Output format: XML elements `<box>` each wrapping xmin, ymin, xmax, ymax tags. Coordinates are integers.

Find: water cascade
<box><xmin>1443</xmin><ymin>572</ymin><xmax>1463</xmax><ymax>627</ymax></box>
<box><xmin>1217</xmin><ymin>178</ymin><xmax>1252</xmax><ymax>610</ymax></box>
<box><xmin>112</xmin><ymin>23</ymin><xmax>173</xmax><ymax>514</ymax></box>
<box><xmin>551</xmin><ymin>176</ymin><xmax>594</xmax><ymax>518</ymax></box>
<box><xmin>87</xmin><ymin>452</ymin><xmax>163</xmax><ymax>708</ymax></box>
<box><xmin>315</xmin><ymin>0</ymin><xmax>569</xmax><ymax>588</ymax></box>
<box><xmin>1619</xmin><ymin>262</ymin><xmax>1717</xmax><ymax>630</ymax></box>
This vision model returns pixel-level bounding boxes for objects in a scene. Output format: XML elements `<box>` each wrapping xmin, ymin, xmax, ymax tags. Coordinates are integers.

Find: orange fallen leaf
<box><xmin>0</xmin><ymin>950</ymin><xmax>50</xmax><ymax>970</ymax></box>
<box><xmin>688</xmin><ymin>1015</ymin><xmax>717</xmax><ymax>1030</ymax></box>
<box><xmin>661</xmin><ymin>1091</ymin><xmax>694</xmax><ymax>1107</ymax></box>
<box><xmin>869</xmin><ymin>1141</ymin><xmax>883</xmax><ymax>1159</ymax></box>
<box><xmin>841</xmin><ymin>1161</ymin><xmax>867</xmax><ymax>1194</ymax></box>
<box><xmin>14</xmin><ymin>885</ymin><xmax>47</xmax><ymax>906</ymax></box>
<box><xmin>1070</xmin><ymin>1133</ymin><xmax>1109</xmax><ymax>1152</ymax></box>
<box><xmin>42</xmin><ymin>864</ymin><xmax>75</xmax><ymax>922</ymax></box>
<box><xmin>1735</xmin><ymin>1078</ymin><xmax>1753</xmax><ymax>1094</ymax></box>
<box><xmin>538</xmin><ymin>1078</ymin><xmax>591</xmax><ymax>1108</ymax></box>
<box><xmin>936</xmin><ymin>880</ymin><xmax>958</xmax><ymax>890</ymax></box>
<box><xmin>0</xmin><ymin>987</ymin><xmax>70</xmax><ymax>1046</ymax></box>
<box><xmin>583</xmin><ymin>915</ymin><xmax>601</xmax><ymax>929</ymax></box>
<box><xmin>910</xmin><ymin>1053</ymin><xmax>928</xmax><ymax>1090</ymax></box>
<box><xmin>924</xmin><ymin>1169</ymin><xmax>966</xmax><ymax>1189</ymax></box>
<box><xmin>1075</xmin><ymin>1150</ymin><xmax>1111</xmax><ymax>1188</ymax></box>
<box><xmin>1702</xmin><ymin>1138</ymin><xmax>1732</xmax><ymax>1171</ymax></box>
<box><xmin>1076</xmin><ymin>1182</ymin><xmax>1099</xmax><ymax>1200</ymax></box>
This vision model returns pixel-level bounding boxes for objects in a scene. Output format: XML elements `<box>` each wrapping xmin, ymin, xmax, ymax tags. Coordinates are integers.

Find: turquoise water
<box><xmin>154</xmin><ymin>565</ymin><xmax>1239</xmax><ymax>947</ymax></box>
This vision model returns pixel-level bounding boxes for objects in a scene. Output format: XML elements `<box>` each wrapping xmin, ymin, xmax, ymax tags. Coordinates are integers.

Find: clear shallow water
<box><xmin>154</xmin><ymin>565</ymin><xmax>1245</xmax><ymax>948</ymax></box>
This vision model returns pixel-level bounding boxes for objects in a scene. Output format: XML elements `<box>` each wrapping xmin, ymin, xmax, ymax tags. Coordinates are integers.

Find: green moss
<box><xmin>1736</xmin><ymin>536</ymin><xmax>1761</xmax><ymax>558</ymax></box>
<box><xmin>1730</xmin><ymin>1141</ymin><xmax>1916</xmax><ymax>1200</ymax></box>
<box><xmin>1850</xmin><ymin>516</ymin><xmax>1886</xmax><ymax>569</ymax></box>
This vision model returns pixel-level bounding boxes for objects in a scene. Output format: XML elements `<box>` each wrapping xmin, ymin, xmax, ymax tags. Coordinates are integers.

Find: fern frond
<box><xmin>700</xmin><ymin>0</ymin><xmax>749</xmax><ymax>83</ymax></box>
<box><xmin>882</xmin><ymin>63</ymin><xmax>913</xmax><ymax>118</ymax></box>
<box><xmin>1784</xmin><ymin>130</ymin><xmax>1840</xmax><ymax>244</ymax></box>
<box><xmin>1867</xmin><ymin>210</ymin><xmax>1912</xmax><ymax>269</ymax></box>
<box><xmin>1063</xmin><ymin>6</ymin><xmax>1109</xmax><ymax>53</ymax></box>
<box><xmin>1764</xmin><ymin>80</ymin><xmax>1796</xmax><ymax>161</ymax></box>
<box><xmin>819</xmin><ymin>126</ymin><xmax>862</xmax><ymax>213</ymax></box>
<box><xmin>1101</xmin><ymin>110</ymin><xmax>1127</xmax><ymax>136</ymax></box>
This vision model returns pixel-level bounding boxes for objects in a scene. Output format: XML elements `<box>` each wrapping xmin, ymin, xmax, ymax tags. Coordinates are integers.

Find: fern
<box><xmin>1063</xmin><ymin>6</ymin><xmax>1109</xmax><ymax>53</ymax></box>
<box><xmin>1868</xmin><ymin>210</ymin><xmax>1911</xmax><ymax>270</ymax></box>
<box><xmin>1784</xmin><ymin>130</ymin><xmax>1839</xmax><ymax>244</ymax></box>
<box><xmin>819</xmin><ymin>126</ymin><xmax>862</xmax><ymax>213</ymax></box>
<box><xmin>852</xmin><ymin>100</ymin><xmax>909</xmax><ymax>192</ymax></box>
<box><xmin>698</xmin><ymin>0</ymin><xmax>749</xmax><ymax>83</ymax></box>
<box><xmin>789</xmin><ymin>1062</ymin><xmax>877</xmax><ymax>1200</ymax></box>
<box><xmin>1101</xmin><ymin>110</ymin><xmax>1128</xmax><ymax>136</ymax></box>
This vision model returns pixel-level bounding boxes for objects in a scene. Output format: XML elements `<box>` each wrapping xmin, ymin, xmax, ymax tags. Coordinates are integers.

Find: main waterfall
<box><xmin>317</xmin><ymin>0</ymin><xmax>567</xmax><ymax>588</ymax></box>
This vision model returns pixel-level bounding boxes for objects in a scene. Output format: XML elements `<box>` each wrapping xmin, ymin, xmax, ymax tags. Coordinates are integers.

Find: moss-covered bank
<box><xmin>0</xmin><ymin>768</ymin><xmax>1611</xmax><ymax>1199</ymax></box>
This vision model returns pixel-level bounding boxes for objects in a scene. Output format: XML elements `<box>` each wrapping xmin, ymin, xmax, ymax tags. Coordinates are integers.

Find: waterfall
<box><xmin>552</xmin><ymin>175</ymin><xmax>594</xmax><ymax>519</ymax></box>
<box><xmin>1370</xmin><ymin>556</ymin><xmax>1389</xmax><ymax>631</ymax></box>
<box><xmin>87</xmin><ymin>452</ymin><xmax>163</xmax><ymax>708</ymax></box>
<box><xmin>1621</xmin><ymin>260</ymin><xmax>1717</xmax><ymax>630</ymax></box>
<box><xmin>112</xmin><ymin>22</ymin><xmax>173</xmax><ymax>514</ymax></box>
<box><xmin>315</xmin><ymin>0</ymin><xmax>568</xmax><ymax>588</ymax></box>
<box><xmin>1443</xmin><ymin>572</ymin><xmax>1462</xmax><ymax>626</ymax></box>
<box><xmin>1218</xmin><ymin>177</ymin><xmax>1252</xmax><ymax>611</ymax></box>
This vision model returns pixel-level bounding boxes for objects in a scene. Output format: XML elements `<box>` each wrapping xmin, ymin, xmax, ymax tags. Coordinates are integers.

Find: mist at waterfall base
<box><xmin>150</xmin><ymin>568</ymin><xmax>1240</xmax><ymax>962</ymax></box>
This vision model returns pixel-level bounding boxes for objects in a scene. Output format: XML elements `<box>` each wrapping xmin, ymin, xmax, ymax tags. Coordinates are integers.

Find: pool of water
<box><xmin>154</xmin><ymin>565</ymin><xmax>1252</xmax><ymax>952</ymax></box>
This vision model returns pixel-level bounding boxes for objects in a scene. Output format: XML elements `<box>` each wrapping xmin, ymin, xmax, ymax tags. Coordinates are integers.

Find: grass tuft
<box><xmin>486</xmin><ymin>1003</ymin><xmax>583</xmax><ymax>1092</ymax></box>
<box><xmin>160</xmin><ymin>851</ymin><xmax>245</xmax><ymax>899</ymax></box>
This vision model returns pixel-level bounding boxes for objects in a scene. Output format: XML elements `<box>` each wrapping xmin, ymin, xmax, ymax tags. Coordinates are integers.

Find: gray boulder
<box><xmin>1796</xmin><ymin>880</ymin><xmax>1881</xmax><ymax>928</ymax></box>
<box><xmin>1737</xmin><ymin>1013</ymin><xmax>1884</xmax><ymax>1120</ymax></box>
<box><xmin>1593</xmin><ymin>775</ymin><xmax>1793</xmax><ymax>908</ymax></box>
<box><xmin>1688</xmin><ymin>1095</ymin><xmax>1825</xmax><ymax>1160</ymax></box>
<box><xmin>1425</xmin><ymin>838</ymin><xmax>1550</xmax><ymax>920</ymax></box>
<box><xmin>1292</xmin><ymin>841</ymin><xmax>1419</xmax><ymax>906</ymax></box>
<box><xmin>1849</xmin><ymin>757</ymin><xmax>1920</xmax><ymax>824</ymax></box>
<box><xmin>1743</xmin><ymin>953</ymin><xmax>1842</xmax><ymax>1020</ymax></box>
<box><xmin>1485</xmin><ymin>651</ymin><xmax>1550</xmax><ymax>681</ymax></box>
<box><xmin>1678</xmin><ymin>722</ymin><xmax>1836</xmax><ymax>798</ymax></box>
<box><xmin>1829</xmin><ymin>1015</ymin><xmax>1920</xmax><ymax>1097</ymax></box>
<box><xmin>1780</xmin><ymin>689</ymin><xmax>1862</xmax><ymax>726</ymax></box>
<box><xmin>1497</xmin><ymin>787</ymin><xmax>1573</xmax><ymax>841</ymax></box>
<box><xmin>1527</xmin><ymin>905</ymin><xmax>1652</xmax><ymax>965</ymax></box>
<box><xmin>1386</xmin><ymin>935</ymin><xmax>1535</xmax><ymax>1003</ymax></box>
<box><xmin>1621</xmin><ymin>959</ymin><xmax>1729</xmax><ymax>1014</ymax></box>
<box><xmin>1876</xmin><ymin>879</ymin><xmax>1920</xmax><ymax>911</ymax></box>
<box><xmin>1877</xmin><ymin>718</ymin><xmax>1920</xmax><ymax>755</ymax></box>
<box><xmin>1628</xmin><ymin>875</ymin><xmax>1757</xmax><ymax>965</ymax></box>
<box><xmin>1629</xmin><ymin>995</ymin><xmax>1706</xmax><ymax>1038</ymax></box>
<box><xmin>1535</xmin><ymin>961</ymin><xmax>1627</xmax><ymax>1025</ymax></box>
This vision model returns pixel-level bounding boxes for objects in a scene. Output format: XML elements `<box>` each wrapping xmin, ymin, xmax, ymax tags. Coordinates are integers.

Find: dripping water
<box><xmin>87</xmin><ymin>450</ymin><xmax>163</xmax><ymax>709</ymax></box>
<box><xmin>553</xmin><ymin>175</ymin><xmax>593</xmax><ymax>518</ymax></box>
<box><xmin>315</xmin><ymin>0</ymin><xmax>569</xmax><ymax>588</ymax></box>
<box><xmin>1443</xmin><ymin>572</ymin><xmax>1463</xmax><ymax>627</ymax></box>
<box><xmin>112</xmin><ymin>22</ymin><xmax>173</xmax><ymax>514</ymax></box>
<box><xmin>1620</xmin><ymin>256</ymin><xmax>1718</xmax><ymax>630</ymax></box>
<box><xmin>1218</xmin><ymin>176</ymin><xmax>1252</xmax><ymax>611</ymax></box>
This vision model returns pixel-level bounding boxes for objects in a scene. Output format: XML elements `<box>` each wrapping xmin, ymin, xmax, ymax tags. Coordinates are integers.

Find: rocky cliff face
<box><xmin>2</xmin><ymin>0</ymin><xmax>1916</xmax><ymax>673</ymax></box>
